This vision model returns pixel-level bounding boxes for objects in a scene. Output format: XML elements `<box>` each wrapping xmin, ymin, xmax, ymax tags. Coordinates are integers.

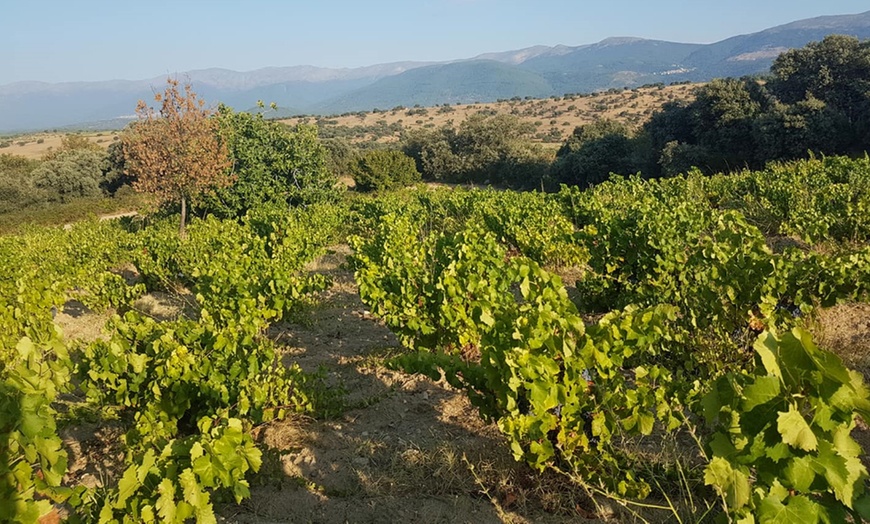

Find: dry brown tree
<box><xmin>122</xmin><ymin>78</ymin><xmax>233</xmax><ymax>236</ymax></box>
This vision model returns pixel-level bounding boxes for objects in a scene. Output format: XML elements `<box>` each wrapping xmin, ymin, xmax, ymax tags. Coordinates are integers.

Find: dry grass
<box><xmin>1</xmin><ymin>131</ymin><xmax>114</xmax><ymax>159</ymax></box>
<box><xmin>811</xmin><ymin>302</ymin><xmax>870</xmax><ymax>381</ymax></box>
<box><xmin>131</xmin><ymin>289</ymin><xmax>199</xmax><ymax>321</ymax></box>
<box><xmin>3</xmin><ymin>84</ymin><xmax>696</xmax><ymax>161</ymax></box>
<box><xmin>280</xmin><ymin>83</ymin><xmax>699</xmax><ymax>148</ymax></box>
<box><xmin>53</xmin><ymin>300</ymin><xmax>112</xmax><ymax>343</ymax></box>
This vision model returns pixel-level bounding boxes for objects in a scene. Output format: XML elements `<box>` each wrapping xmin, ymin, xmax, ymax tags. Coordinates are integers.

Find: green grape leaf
<box><xmin>137</xmin><ymin>450</ymin><xmax>156</xmax><ymax>483</ymax></box>
<box><xmin>704</xmin><ymin>456</ymin><xmax>751</xmax><ymax>508</ymax></box>
<box><xmin>742</xmin><ymin>375</ymin><xmax>781</xmax><ymax>411</ymax></box>
<box><xmin>809</xmin><ymin>440</ymin><xmax>866</xmax><ymax>507</ymax></box>
<box><xmin>758</xmin><ymin>494</ymin><xmax>821</xmax><ymax>524</ymax></box>
<box><xmin>777</xmin><ymin>406</ymin><xmax>818</xmax><ymax>452</ymax></box>
<box><xmin>855</xmin><ymin>494</ymin><xmax>870</xmax><ymax>520</ymax></box>
<box><xmin>180</xmin><ymin>468</ymin><xmax>216</xmax><ymax>524</ymax></box>
<box><xmin>754</xmin><ymin>332</ymin><xmax>782</xmax><ymax>379</ymax></box>
<box><xmin>114</xmin><ymin>464</ymin><xmax>141</xmax><ymax>508</ymax></box>
<box><xmin>784</xmin><ymin>456</ymin><xmax>815</xmax><ymax>492</ymax></box>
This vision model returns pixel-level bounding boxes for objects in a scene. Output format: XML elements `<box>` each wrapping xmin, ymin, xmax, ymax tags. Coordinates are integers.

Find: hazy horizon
<box><xmin>2</xmin><ymin>0</ymin><xmax>869</xmax><ymax>85</ymax></box>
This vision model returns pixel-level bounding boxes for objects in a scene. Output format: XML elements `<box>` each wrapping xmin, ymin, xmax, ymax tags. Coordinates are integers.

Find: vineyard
<box><xmin>3</xmin><ymin>155</ymin><xmax>870</xmax><ymax>522</ymax></box>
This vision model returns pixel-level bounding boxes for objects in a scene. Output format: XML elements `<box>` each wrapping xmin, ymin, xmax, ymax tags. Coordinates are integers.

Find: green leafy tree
<box><xmin>350</xmin><ymin>149</ymin><xmax>420</xmax><ymax>192</ymax></box>
<box><xmin>321</xmin><ymin>137</ymin><xmax>359</xmax><ymax>180</ymax></box>
<box><xmin>100</xmin><ymin>141</ymin><xmax>135</xmax><ymax>195</ymax></box>
<box><xmin>691</xmin><ymin>78</ymin><xmax>765</xmax><ymax>171</ymax></box>
<box><xmin>551</xmin><ymin>120</ymin><xmax>641</xmax><ymax>187</ymax></box>
<box><xmin>657</xmin><ymin>140</ymin><xmax>710</xmax><ymax>177</ymax></box>
<box><xmin>402</xmin><ymin>114</ymin><xmax>548</xmax><ymax>188</ymax></box>
<box><xmin>200</xmin><ymin>106</ymin><xmax>342</xmax><ymax>217</ymax></box>
<box><xmin>403</xmin><ymin>127</ymin><xmax>463</xmax><ymax>180</ymax></box>
<box><xmin>752</xmin><ymin>98</ymin><xmax>851</xmax><ymax>161</ymax></box>
<box><xmin>0</xmin><ymin>154</ymin><xmax>44</xmax><ymax>212</ymax></box>
<box><xmin>769</xmin><ymin>34</ymin><xmax>870</xmax><ymax>150</ymax></box>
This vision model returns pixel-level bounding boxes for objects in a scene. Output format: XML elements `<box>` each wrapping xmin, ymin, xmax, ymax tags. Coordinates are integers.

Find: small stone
<box><xmin>79</xmin><ymin>473</ymin><xmax>101</xmax><ymax>488</ymax></box>
<box><xmin>352</xmin><ymin>457</ymin><xmax>368</xmax><ymax>467</ymax></box>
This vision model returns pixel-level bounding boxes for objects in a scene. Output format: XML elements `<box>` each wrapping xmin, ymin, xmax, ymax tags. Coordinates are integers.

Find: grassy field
<box><xmin>0</xmin><ymin>130</ymin><xmax>117</xmax><ymax>159</ymax></box>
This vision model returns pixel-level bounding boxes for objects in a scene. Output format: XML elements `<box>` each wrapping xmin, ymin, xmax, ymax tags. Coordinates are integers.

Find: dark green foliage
<box><xmin>630</xmin><ymin>36</ymin><xmax>870</xmax><ymax>180</ymax></box>
<box><xmin>0</xmin><ymin>154</ymin><xmax>44</xmax><ymax>213</ymax></box>
<box><xmin>350</xmin><ymin>149</ymin><xmax>420</xmax><ymax>192</ymax></box>
<box><xmin>769</xmin><ymin>35</ymin><xmax>870</xmax><ymax>112</ymax></box>
<box><xmin>752</xmin><ymin>98</ymin><xmax>850</xmax><ymax>162</ymax></box>
<box><xmin>402</xmin><ymin>114</ymin><xmax>550</xmax><ymax>188</ymax></box>
<box><xmin>639</xmin><ymin>78</ymin><xmax>771</xmax><ymax>176</ymax></box>
<box><xmin>551</xmin><ymin>120</ymin><xmax>642</xmax><ymax>187</ymax></box>
<box><xmin>657</xmin><ymin>141</ymin><xmax>711</xmax><ymax>177</ymax></box>
<box><xmin>100</xmin><ymin>141</ymin><xmax>134</xmax><ymax>194</ymax></box>
<box><xmin>689</xmin><ymin>78</ymin><xmax>765</xmax><ymax>171</ymax></box>
<box><xmin>321</xmin><ymin>137</ymin><xmax>359</xmax><ymax>179</ymax></box>
<box><xmin>769</xmin><ymin>34</ymin><xmax>870</xmax><ymax>149</ymax></box>
<box><xmin>199</xmin><ymin>106</ymin><xmax>343</xmax><ymax>217</ymax></box>
<box><xmin>31</xmin><ymin>149</ymin><xmax>107</xmax><ymax>202</ymax></box>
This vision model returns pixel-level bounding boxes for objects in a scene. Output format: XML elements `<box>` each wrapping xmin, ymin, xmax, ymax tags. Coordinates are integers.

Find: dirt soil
<box><xmin>219</xmin><ymin>246</ymin><xmax>594</xmax><ymax>523</ymax></box>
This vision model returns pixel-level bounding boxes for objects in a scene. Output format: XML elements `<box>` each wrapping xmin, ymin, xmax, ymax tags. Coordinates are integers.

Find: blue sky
<box><xmin>1</xmin><ymin>0</ymin><xmax>867</xmax><ymax>84</ymax></box>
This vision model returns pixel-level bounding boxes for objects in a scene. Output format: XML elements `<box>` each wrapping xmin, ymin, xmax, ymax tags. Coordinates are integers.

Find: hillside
<box><xmin>315</xmin><ymin>60</ymin><xmax>554</xmax><ymax>113</ymax></box>
<box><xmin>284</xmin><ymin>83</ymin><xmax>698</xmax><ymax>147</ymax></box>
<box><xmin>684</xmin><ymin>10</ymin><xmax>870</xmax><ymax>78</ymax></box>
<box><xmin>3</xmin><ymin>83</ymin><xmax>698</xmax><ymax>159</ymax></box>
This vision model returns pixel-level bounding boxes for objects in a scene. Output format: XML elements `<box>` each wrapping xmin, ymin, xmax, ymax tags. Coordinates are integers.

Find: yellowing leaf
<box><xmin>155</xmin><ymin>478</ymin><xmax>177</xmax><ymax>522</ymax></box>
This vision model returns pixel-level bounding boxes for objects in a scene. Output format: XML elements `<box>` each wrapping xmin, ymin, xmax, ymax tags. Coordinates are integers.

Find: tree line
<box><xmin>552</xmin><ymin>34</ymin><xmax>870</xmax><ymax>187</ymax></box>
<box><xmin>398</xmin><ymin>35</ymin><xmax>870</xmax><ymax>189</ymax></box>
<box><xmin>1</xmin><ymin>34</ymin><xmax>867</xmax><ymax>220</ymax></box>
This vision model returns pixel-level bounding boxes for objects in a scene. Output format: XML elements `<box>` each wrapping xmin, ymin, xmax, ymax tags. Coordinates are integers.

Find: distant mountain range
<box><xmin>2</xmin><ymin>10</ymin><xmax>869</xmax><ymax>132</ymax></box>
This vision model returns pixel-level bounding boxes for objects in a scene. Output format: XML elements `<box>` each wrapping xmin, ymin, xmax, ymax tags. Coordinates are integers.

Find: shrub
<box><xmin>350</xmin><ymin>149</ymin><xmax>420</xmax><ymax>192</ymax></box>
<box><xmin>30</xmin><ymin>149</ymin><xmax>108</xmax><ymax>201</ymax></box>
<box><xmin>198</xmin><ymin>106</ymin><xmax>343</xmax><ymax>218</ymax></box>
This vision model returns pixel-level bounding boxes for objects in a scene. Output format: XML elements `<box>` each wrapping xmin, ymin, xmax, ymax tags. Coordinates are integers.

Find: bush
<box><xmin>31</xmin><ymin>149</ymin><xmax>108</xmax><ymax>201</ymax></box>
<box><xmin>0</xmin><ymin>154</ymin><xmax>47</xmax><ymax>212</ymax></box>
<box><xmin>350</xmin><ymin>150</ymin><xmax>420</xmax><ymax>192</ymax></box>
<box><xmin>198</xmin><ymin>106</ymin><xmax>344</xmax><ymax>217</ymax></box>
<box><xmin>402</xmin><ymin>114</ymin><xmax>549</xmax><ymax>189</ymax></box>
<box><xmin>551</xmin><ymin>120</ymin><xmax>643</xmax><ymax>187</ymax></box>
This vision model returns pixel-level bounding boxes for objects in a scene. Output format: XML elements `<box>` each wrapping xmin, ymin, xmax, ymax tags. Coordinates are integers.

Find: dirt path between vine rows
<box><xmin>218</xmin><ymin>245</ymin><xmax>592</xmax><ymax>524</ymax></box>
<box><xmin>62</xmin><ymin>210</ymin><xmax>138</xmax><ymax>230</ymax></box>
